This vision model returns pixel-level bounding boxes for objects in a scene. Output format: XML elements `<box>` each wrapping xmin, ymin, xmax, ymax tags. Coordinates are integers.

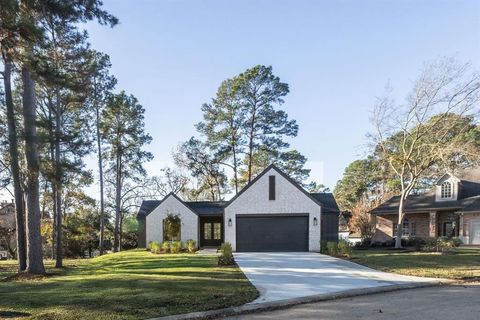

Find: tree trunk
<box><xmin>113</xmin><ymin>153</ymin><xmax>122</xmax><ymax>252</ymax></box>
<box><xmin>96</xmin><ymin>104</ymin><xmax>106</xmax><ymax>255</ymax></box>
<box><xmin>21</xmin><ymin>65</ymin><xmax>45</xmax><ymax>274</ymax></box>
<box><xmin>48</xmin><ymin>102</ymin><xmax>56</xmax><ymax>260</ymax></box>
<box><xmin>395</xmin><ymin>194</ymin><xmax>405</xmax><ymax>248</ymax></box>
<box><xmin>247</xmin><ymin>106</ymin><xmax>257</xmax><ymax>183</ymax></box>
<box><xmin>54</xmin><ymin>93</ymin><xmax>62</xmax><ymax>268</ymax></box>
<box><xmin>232</xmin><ymin>139</ymin><xmax>238</xmax><ymax>193</ymax></box>
<box><xmin>3</xmin><ymin>58</ymin><xmax>27</xmax><ymax>272</ymax></box>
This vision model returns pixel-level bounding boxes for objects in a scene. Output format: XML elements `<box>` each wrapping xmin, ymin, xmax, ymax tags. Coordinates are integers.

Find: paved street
<box><xmin>234</xmin><ymin>252</ymin><xmax>439</xmax><ymax>303</ymax></box>
<box><xmin>226</xmin><ymin>283</ymin><xmax>480</xmax><ymax>320</ymax></box>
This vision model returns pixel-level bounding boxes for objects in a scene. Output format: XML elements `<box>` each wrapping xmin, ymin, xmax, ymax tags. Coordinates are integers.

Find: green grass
<box><xmin>0</xmin><ymin>249</ymin><xmax>258</xmax><ymax>320</ymax></box>
<box><xmin>351</xmin><ymin>248</ymin><xmax>480</xmax><ymax>280</ymax></box>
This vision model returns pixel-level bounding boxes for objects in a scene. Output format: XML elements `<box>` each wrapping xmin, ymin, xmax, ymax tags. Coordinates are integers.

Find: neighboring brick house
<box><xmin>137</xmin><ymin>164</ymin><xmax>340</xmax><ymax>252</ymax></box>
<box><xmin>371</xmin><ymin>168</ymin><xmax>480</xmax><ymax>245</ymax></box>
<box><xmin>0</xmin><ymin>200</ymin><xmax>16</xmax><ymax>257</ymax></box>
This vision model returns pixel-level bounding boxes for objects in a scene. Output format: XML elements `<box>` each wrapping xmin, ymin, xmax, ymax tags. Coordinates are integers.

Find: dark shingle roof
<box><xmin>370</xmin><ymin>193</ymin><xmax>462</xmax><ymax>214</ymax></box>
<box><xmin>137</xmin><ymin>200</ymin><xmax>162</xmax><ymax>217</ymax></box>
<box><xmin>372</xmin><ymin>168</ymin><xmax>480</xmax><ymax>215</ymax></box>
<box><xmin>137</xmin><ymin>198</ymin><xmax>227</xmax><ymax>218</ymax></box>
<box><xmin>309</xmin><ymin>193</ymin><xmax>340</xmax><ymax>213</ymax></box>
<box><xmin>184</xmin><ymin>201</ymin><xmax>227</xmax><ymax>216</ymax></box>
<box><xmin>137</xmin><ymin>165</ymin><xmax>339</xmax><ymax>218</ymax></box>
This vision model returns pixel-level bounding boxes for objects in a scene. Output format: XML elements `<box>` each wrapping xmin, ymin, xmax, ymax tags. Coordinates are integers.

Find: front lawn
<box><xmin>0</xmin><ymin>250</ymin><xmax>258</xmax><ymax>320</ymax></box>
<box><xmin>351</xmin><ymin>247</ymin><xmax>480</xmax><ymax>280</ymax></box>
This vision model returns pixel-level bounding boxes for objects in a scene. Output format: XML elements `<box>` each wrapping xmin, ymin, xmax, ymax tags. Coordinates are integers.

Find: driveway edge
<box><xmin>147</xmin><ymin>280</ymin><xmax>450</xmax><ymax>320</ymax></box>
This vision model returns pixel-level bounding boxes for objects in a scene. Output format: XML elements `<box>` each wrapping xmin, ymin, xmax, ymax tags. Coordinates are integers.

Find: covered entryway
<box><xmin>470</xmin><ymin>220</ymin><xmax>480</xmax><ymax>244</ymax></box>
<box><xmin>200</xmin><ymin>217</ymin><xmax>223</xmax><ymax>247</ymax></box>
<box><xmin>236</xmin><ymin>215</ymin><xmax>309</xmax><ymax>252</ymax></box>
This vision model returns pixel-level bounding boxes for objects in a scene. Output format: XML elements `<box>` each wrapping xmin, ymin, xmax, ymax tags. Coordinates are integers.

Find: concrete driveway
<box><xmin>234</xmin><ymin>252</ymin><xmax>440</xmax><ymax>303</ymax></box>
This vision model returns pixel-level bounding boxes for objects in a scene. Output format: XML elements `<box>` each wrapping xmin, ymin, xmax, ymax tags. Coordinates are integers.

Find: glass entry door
<box><xmin>200</xmin><ymin>217</ymin><xmax>223</xmax><ymax>247</ymax></box>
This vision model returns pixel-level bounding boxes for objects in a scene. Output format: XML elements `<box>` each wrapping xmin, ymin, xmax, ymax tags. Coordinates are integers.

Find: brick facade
<box><xmin>373</xmin><ymin>212</ymin><xmax>431</xmax><ymax>242</ymax></box>
<box><xmin>373</xmin><ymin>210</ymin><xmax>472</xmax><ymax>244</ymax></box>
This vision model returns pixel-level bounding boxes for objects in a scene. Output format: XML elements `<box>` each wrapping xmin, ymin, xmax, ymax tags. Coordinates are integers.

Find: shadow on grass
<box><xmin>0</xmin><ymin>277</ymin><xmax>257</xmax><ymax>319</ymax></box>
<box><xmin>0</xmin><ymin>310</ymin><xmax>31</xmax><ymax>318</ymax></box>
<box><xmin>0</xmin><ymin>251</ymin><xmax>258</xmax><ymax>319</ymax></box>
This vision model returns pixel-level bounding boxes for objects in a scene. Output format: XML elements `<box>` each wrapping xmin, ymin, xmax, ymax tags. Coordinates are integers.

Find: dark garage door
<box><xmin>236</xmin><ymin>215</ymin><xmax>309</xmax><ymax>252</ymax></box>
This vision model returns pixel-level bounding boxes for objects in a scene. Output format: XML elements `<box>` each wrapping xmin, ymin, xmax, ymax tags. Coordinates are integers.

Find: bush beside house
<box><xmin>147</xmin><ymin>239</ymin><xmax>198</xmax><ymax>254</ymax></box>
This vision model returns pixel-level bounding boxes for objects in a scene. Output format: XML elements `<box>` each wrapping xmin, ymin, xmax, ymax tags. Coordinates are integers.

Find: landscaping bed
<box><xmin>350</xmin><ymin>247</ymin><xmax>480</xmax><ymax>280</ymax></box>
<box><xmin>0</xmin><ymin>249</ymin><xmax>258</xmax><ymax>320</ymax></box>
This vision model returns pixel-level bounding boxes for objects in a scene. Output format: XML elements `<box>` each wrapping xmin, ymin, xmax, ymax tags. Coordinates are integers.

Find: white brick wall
<box><xmin>146</xmin><ymin>195</ymin><xmax>198</xmax><ymax>245</ymax></box>
<box><xmin>224</xmin><ymin>167</ymin><xmax>321</xmax><ymax>252</ymax></box>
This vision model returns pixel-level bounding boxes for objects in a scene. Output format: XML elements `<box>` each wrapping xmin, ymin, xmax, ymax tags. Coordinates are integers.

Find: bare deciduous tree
<box><xmin>372</xmin><ymin>58</ymin><xmax>480</xmax><ymax>248</ymax></box>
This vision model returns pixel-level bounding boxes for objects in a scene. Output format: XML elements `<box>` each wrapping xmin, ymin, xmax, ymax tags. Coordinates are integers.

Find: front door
<box><xmin>200</xmin><ymin>217</ymin><xmax>223</xmax><ymax>247</ymax></box>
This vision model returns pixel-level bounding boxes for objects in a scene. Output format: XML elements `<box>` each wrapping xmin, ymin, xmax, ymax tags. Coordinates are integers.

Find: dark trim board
<box><xmin>235</xmin><ymin>214</ymin><xmax>310</xmax><ymax>252</ymax></box>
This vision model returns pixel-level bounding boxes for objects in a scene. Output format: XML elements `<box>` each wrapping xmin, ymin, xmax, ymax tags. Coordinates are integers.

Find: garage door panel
<box><xmin>236</xmin><ymin>215</ymin><xmax>308</xmax><ymax>252</ymax></box>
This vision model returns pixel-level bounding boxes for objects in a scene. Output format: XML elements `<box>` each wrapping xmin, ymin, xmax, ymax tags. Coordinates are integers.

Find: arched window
<box><xmin>163</xmin><ymin>214</ymin><xmax>181</xmax><ymax>241</ymax></box>
<box><xmin>441</xmin><ymin>181</ymin><xmax>452</xmax><ymax>198</ymax></box>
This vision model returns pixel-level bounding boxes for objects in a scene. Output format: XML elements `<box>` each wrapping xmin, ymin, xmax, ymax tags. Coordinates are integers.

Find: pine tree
<box><xmin>101</xmin><ymin>91</ymin><xmax>152</xmax><ymax>252</ymax></box>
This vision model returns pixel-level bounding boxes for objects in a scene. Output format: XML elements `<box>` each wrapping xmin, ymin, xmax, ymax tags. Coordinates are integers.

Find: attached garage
<box><xmin>236</xmin><ymin>215</ymin><xmax>309</xmax><ymax>252</ymax></box>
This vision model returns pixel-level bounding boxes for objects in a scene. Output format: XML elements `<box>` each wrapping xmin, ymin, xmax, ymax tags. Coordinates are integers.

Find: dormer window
<box><xmin>441</xmin><ymin>181</ymin><xmax>452</xmax><ymax>198</ymax></box>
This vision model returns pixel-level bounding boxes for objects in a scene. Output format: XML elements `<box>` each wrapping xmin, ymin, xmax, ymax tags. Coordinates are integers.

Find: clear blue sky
<box><xmin>85</xmin><ymin>0</ymin><xmax>480</xmax><ymax>190</ymax></box>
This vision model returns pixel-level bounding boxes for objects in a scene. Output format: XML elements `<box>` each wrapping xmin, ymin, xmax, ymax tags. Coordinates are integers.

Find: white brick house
<box><xmin>137</xmin><ymin>165</ymin><xmax>339</xmax><ymax>252</ymax></box>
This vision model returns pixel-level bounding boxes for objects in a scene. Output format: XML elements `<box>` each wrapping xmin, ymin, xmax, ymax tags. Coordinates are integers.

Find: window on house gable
<box><xmin>441</xmin><ymin>181</ymin><xmax>452</xmax><ymax>198</ymax></box>
<box><xmin>269</xmin><ymin>175</ymin><xmax>276</xmax><ymax>200</ymax></box>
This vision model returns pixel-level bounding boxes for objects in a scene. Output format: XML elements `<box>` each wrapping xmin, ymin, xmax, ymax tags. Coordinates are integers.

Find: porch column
<box><xmin>458</xmin><ymin>213</ymin><xmax>464</xmax><ymax>239</ymax></box>
<box><xmin>429</xmin><ymin>211</ymin><xmax>437</xmax><ymax>237</ymax></box>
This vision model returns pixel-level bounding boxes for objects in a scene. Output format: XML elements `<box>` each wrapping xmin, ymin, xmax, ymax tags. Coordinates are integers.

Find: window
<box><xmin>402</xmin><ymin>219</ymin><xmax>410</xmax><ymax>236</ymax></box>
<box><xmin>410</xmin><ymin>221</ymin><xmax>416</xmax><ymax>236</ymax></box>
<box><xmin>393</xmin><ymin>219</ymin><xmax>415</xmax><ymax>237</ymax></box>
<box><xmin>269</xmin><ymin>175</ymin><xmax>276</xmax><ymax>200</ymax></box>
<box><xmin>213</xmin><ymin>223</ymin><xmax>222</xmax><ymax>240</ymax></box>
<box><xmin>441</xmin><ymin>181</ymin><xmax>452</xmax><ymax>198</ymax></box>
<box><xmin>204</xmin><ymin>223</ymin><xmax>212</xmax><ymax>240</ymax></box>
<box><xmin>163</xmin><ymin>215</ymin><xmax>181</xmax><ymax>241</ymax></box>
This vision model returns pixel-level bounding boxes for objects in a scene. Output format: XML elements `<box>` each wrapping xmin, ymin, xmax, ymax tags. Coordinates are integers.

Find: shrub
<box><xmin>451</xmin><ymin>237</ymin><xmax>463</xmax><ymax>247</ymax></box>
<box><xmin>148</xmin><ymin>241</ymin><xmax>162</xmax><ymax>254</ymax></box>
<box><xmin>320</xmin><ymin>241</ymin><xmax>328</xmax><ymax>254</ymax></box>
<box><xmin>161</xmin><ymin>241</ymin><xmax>171</xmax><ymax>253</ymax></box>
<box><xmin>408</xmin><ymin>237</ymin><xmax>426</xmax><ymax>251</ymax></box>
<box><xmin>337</xmin><ymin>239</ymin><xmax>353</xmax><ymax>257</ymax></box>
<box><xmin>420</xmin><ymin>237</ymin><xmax>461</xmax><ymax>253</ymax></box>
<box><xmin>326</xmin><ymin>241</ymin><xmax>338</xmax><ymax>256</ymax></box>
<box><xmin>169</xmin><ymin>241</ymin><xmax>182</xmax><ymax>254</ymax></box>
<box><xmin>354</xmin><ymin>238</ymin><xmax>371</xmax><ymax>249</ymax></box>
<box><xmin>185</xmin><ymin>239</ymin><xmax>197</xmax><ymax>253</ymax></box>
<box><xmin>218</xmin><ymin>242</ymin><xmax>235</xmax><ymax>266</ymax></box>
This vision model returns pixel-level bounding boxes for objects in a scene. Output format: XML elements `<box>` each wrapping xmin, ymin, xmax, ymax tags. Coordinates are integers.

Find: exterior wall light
<box><xmin>228</xmin><ymin>218</ymin><xmax>232</xmax><ymax>227</ymax></box>
<box><xmin>313</xmin><ymin>217</ymin><xmax>318</xmax><ymax>226</ymax></box>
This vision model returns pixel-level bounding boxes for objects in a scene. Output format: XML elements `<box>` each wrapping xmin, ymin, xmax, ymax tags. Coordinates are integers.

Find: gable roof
<box><xmin>370</xmin><ymin>193</ymin><xmax>462</xmax><ymax>214</ymax></box>
<box><xmin>224</xmin><ymin>164</ymin><xmax>322</xmax><ymax>208</ymax></box>
<box><xmin>136</xmin><ymin>192</ymin><xmax>199</xmax><ymax>218</ymax></box>
<box><xmin>372</xmin><ymin>167</ymin><xmax>480</xmax><ymax>215</ymax></box>
<box><xmin>137</xmin><ymin>164</ymin><xmax>340</xmax><ymax>218</ymax></box>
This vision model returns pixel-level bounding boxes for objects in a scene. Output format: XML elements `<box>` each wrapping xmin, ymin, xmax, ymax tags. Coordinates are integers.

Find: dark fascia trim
<box><xmin>141</xmin><ymin>192</ymin><xmax>199</xmax><ymax>218</ymax></box>
<box><xmin>372</xmin><ymin>207</ymin><xmax>463</xmax><ymax>215</ymax></box>
<box><xmin>224</xmin><ymin>164</ymin><xmax>322</xmax><ymax>208</ymax></box>
<box><xmin>236</xmin><ymin>213</ymin><xmax>310</xmax><ymax>218</ymax></box>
